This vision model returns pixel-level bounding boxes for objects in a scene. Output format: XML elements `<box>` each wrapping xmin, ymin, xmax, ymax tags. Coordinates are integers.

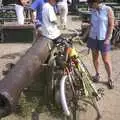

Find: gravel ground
<box><xmin>0</xmin><ymin>15</ymin><xmax>120</xmax><ymax>120</ymax></box>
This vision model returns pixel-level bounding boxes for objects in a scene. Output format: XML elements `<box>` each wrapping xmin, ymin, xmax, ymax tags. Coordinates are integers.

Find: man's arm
<box><xmin>31</xmin><ymin>0</ymin><xmax>41</xmax><ymax>10</ymax></box>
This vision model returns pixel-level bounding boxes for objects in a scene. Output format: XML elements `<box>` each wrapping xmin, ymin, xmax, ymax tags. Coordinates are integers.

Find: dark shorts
<box><xmin>87</xmin><ymin>38</ymin><xmax>111</xmax><ymax>53</ymax></box>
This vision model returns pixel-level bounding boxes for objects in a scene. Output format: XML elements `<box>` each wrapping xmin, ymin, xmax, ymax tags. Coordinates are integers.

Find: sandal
<box><xmin>92</xmin><ymin>73</ymin><xmax>100</xmax><ymax>82</ymax></box>
<box><xmin>108</xmin><ymin>79</ymin><xmax>114</xmax><ymax>89</ymax></box>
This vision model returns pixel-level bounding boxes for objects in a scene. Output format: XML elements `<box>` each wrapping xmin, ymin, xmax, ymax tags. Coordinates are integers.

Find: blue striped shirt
<box><xmin>89</xmin><ymin>4</ymin><xmax>111</xmax><ymax>40</ymax></box>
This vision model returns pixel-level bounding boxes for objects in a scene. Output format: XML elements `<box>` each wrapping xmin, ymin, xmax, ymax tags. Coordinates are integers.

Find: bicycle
<box><xmin>45</xmin><ymin>35</ymin><xmax>104</xmax><ymax>120</ymax></box>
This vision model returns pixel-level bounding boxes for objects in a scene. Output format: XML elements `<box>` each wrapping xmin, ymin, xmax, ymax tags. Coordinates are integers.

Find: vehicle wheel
<box><xmin>77</xmin><ymin>97</ymin><xmax>101</xmax><ymax>120</ymax></box>
<box><xmin>45</xmin><ymin>59</ymin><xmax>56</xmax><ymax>108</ymax></box>
<box><xmin>60</xmin><ymin>75</ymin><xmax>77</xmax><ymax>120</ymax></box>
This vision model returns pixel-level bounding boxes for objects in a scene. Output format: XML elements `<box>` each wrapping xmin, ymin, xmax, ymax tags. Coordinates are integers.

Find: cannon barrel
<box><xmin>0</xmin><ymin>37</ymin><xmax>52</xmax><ymax>117</ymax></box>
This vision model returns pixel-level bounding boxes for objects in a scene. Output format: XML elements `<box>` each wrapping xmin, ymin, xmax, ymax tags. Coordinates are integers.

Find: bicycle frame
<box><xmin>48</xmin><ymin>37</ymin><xmax>102</xmax><ymax>119</ymax></box>
<box><xmin>65</xmin><ymin>46</ymin><xmax>100</xmax><ymax>98</ymax></box>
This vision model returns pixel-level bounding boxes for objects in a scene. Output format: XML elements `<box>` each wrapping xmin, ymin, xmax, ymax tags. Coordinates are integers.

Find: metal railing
<box><xmin>0</xmin><ymin>4</ymin><xmax>32</xmax><ymax>24</ymax></box>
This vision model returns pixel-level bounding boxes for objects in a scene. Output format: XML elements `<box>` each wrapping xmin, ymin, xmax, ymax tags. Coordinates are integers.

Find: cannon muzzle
<box><xmin>0</xmin><ymin>93</ymin><xmax>12</xmax><ymax>117</ymax></box>
<box><xmin>0</xmin><ymin>37</ymin><xmax>53</xmax><ymax>118</ymax></box>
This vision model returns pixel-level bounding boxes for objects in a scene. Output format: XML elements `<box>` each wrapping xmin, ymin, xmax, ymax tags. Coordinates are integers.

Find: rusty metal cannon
<box><xmin>0</xmin><ymin>37</ymin><xmax>52</xmax><ymax>118</ymax></box>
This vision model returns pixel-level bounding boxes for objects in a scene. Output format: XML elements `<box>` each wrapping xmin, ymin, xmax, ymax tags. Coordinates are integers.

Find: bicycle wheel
<box><xmin>75</xmin><ymin>59</ymin><xmax>101</xmax><ymax>120</ymax></box>
<box><xmin>77</xmin><ymin>97</ymin><xmax>101</xmax><ymax>120</ymax></box>
<box><xmin>60</xmin><ymin>68</ymin><xmax>101</xmax><ymax>120</ymax></box>
<box><xmin>45</xmin><ymin>46</ymin><xmax>58</xmax><ymax>102</ymax></box>
<box><xmin>46</xmin><ymin>56</ymin><xmax>63</xmax><ymax>108</ymax></box>
<box><xmin>60</xmin><ymin>75</ymin><xmax>100</xmax><ymax>120</ymax></box>
<box><xmin>45</xmin><ymin>57</ymin><xmax>56</xmax><ymax>107</ymax></box>
<box><xmin>60</xmin><ymin>75</ymin><xmax>77</xmax><ymax>120</ymax></box>
<box><xmin>63</xmin><ymin>98</ymin><xmax>101</xmax><ymax>120</ymax></box>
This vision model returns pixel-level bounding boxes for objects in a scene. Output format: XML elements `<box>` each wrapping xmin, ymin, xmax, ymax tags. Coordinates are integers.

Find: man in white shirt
<box><xmin>41</xmin><ymin>0</ymin><xmax>61</xmax><ymax>40</ymax></box>
<box><xmin>57</xmin><ymin>0</ymin><xmax>71</xmax><ymax>29</ymax></box>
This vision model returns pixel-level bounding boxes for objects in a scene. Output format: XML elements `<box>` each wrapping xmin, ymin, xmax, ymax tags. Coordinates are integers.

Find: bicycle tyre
<box><xmin>76</xmin><ymin>59</ymin><xmax>101</xmax><ymax>119</ymax></box>
<box><xmin>77</xmin><ymin>97</ymin><xmax>101</xmax><ymax>120</ymax></box>
<box><xmin>60</xmin><ymin>75</ymin><xmax>70</xmax><ymax>116</ymax></box>
<box><xmin>45</xmin><ymin>57</ymin><xmax>56</xmax><ymax>107</ymax></box>
<box><xmin>45</xmin><ymin>46</ymin><xmax>58</xmax><ymax>105</ymax></box>
<box><xmin>46</xmin><ymin>56</ymin><xmax>63</xmax><ymax>108</ymax></box>
<box><xmin>60</xmin><ymin>70</ymin><xmax>101</xmax><ymax>120</ymax></box>
<box><xmin>60</xmin><ymin>75</ymin><xmax>78</xmax><ymax>120</ymax></box>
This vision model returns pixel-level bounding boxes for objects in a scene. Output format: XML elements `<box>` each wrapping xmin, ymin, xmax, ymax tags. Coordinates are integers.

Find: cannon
<box><xmin>0</xmin><ymin>37</ymin><xmax>52</xmax><ymax>118</ymax></box>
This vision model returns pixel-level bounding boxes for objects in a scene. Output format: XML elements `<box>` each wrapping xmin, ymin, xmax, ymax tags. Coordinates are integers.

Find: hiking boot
<box><xmin>108</xmin><ymin>79</ymin><xmax>114</xmax><ymax>89</ymax></box>
<box><xmin>92</xmin><ymin>73</ymin><xmax>100</xmax><ymax>82</ymax></box>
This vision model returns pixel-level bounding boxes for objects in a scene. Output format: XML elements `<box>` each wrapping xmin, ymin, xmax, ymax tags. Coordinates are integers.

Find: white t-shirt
<box><xmin>41</xmin><ymin>3</ymin><xmax>61</xmax><ymax>39</ymax></box>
